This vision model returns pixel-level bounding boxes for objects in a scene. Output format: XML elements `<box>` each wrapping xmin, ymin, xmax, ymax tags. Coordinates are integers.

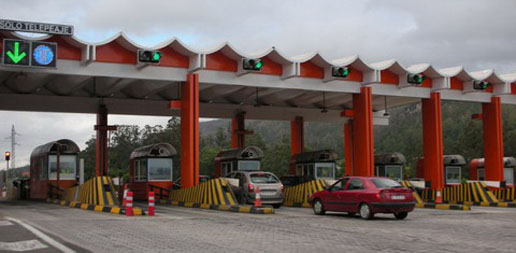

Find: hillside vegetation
<box><xmin>79</xmin><ymin>101</ymin><xmax>516</xmax><ymax>180</ymax></box>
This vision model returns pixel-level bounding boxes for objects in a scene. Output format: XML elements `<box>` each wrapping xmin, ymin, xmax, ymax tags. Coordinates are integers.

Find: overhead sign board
<box><xmin>2</xmin><ymin>39</ymin><xmax>58</xmax><ymax>68</ymax></box>
<box><xmin>0</xmin><ymin>19</ymin><xmax>74</xmax><ymax>36</ymax></box>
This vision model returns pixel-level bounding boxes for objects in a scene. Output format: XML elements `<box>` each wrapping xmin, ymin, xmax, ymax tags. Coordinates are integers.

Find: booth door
<box><xmin>477</xmin><ymin>169</ymin><xmax>485</xmax><ymax>181</ymax></box>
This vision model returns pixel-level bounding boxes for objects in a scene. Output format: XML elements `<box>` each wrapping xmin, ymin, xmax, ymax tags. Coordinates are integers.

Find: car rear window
<box><xmin>371</xmin><ymin>178</ymin><xmax>402</xmax><ymax>189</ymax></box>
<box><xmin>250</xmin><ymin>173</ymin><xmax>280</xmax><ymax>184</ymax></box>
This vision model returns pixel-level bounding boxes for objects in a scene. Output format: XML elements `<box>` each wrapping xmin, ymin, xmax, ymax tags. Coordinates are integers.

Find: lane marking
<box><xmin>5</xmin><ymin>217</ymin><xmax>76</xmax><ymax>253</ymax></box>
<box><xmin>0</xmin><ymin>239</ymin><xmax>48</xmax><ymax>252</ymax></box>
<box><xmin>0</xmin><ymin>220</ymin><xmax>14</xmax><ymax>226</ymax></box>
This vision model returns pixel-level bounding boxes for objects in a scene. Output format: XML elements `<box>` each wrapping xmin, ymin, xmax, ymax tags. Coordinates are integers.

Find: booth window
<box><xmin>504</xmin><ymin>168</ymin><xmax>514</xmax><ymax>186</ymax></box>
<box><xmin>446</xmin><ymin>166</ymin><xmax>461</xmax><ymax>184</ymax></box>
<box><xmin>315</xmin><ymin>163</ymin><xmax>334</xmax><ymax>179</ymax></box>
<box><xmin>477</xmin><ymin>169</ymin><xmax>485</xmax><ymax>181</ymax></box>
<box><xmin>48</xmin><ymin>155</ymin><xmax>77</xmax><ymax>180</ymax></box>
<box><xmin>148</xmin><ymin>158</ymin><xmax>173</xmax><ymax>181</ymax></box>
<box><xmin>385</xmin><ymin>165</ymin><xmax>402</xmax><ymax>181</ymax></box>
<box><xmin>238</xmin><ymin>160</ymin><xmax>260</xmax><ymax>171</ymax></box>
<box><xmin>222</xmin><ymin>162</ymin><xmax>233</xmax><ymax>176</ymax></box>
<box><xmin>135</xmin><ymin>159</ymin><xmax>148</xmax><ymax>182</ymax></box>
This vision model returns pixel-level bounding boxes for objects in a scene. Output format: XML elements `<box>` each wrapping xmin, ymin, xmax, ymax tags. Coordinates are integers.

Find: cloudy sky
<box><xmin>0</xmin><ymin>0</ymin><xmax>515</xmax><ymax>166</ymax></box>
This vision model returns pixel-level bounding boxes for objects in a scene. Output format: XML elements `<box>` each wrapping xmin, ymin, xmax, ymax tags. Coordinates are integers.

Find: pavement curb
<box><xmin>462</xmin><ymin>201</ymin><xmax>516</xmax><ymax>208</ymax></box>
<box><xmin>415</xmin><ymin>203</ymin><xmax>471</xmax><ymax>210</ymax></box>
<box><xmin>283</xmin><ymin>202</ymin><xmax>311</xmax><ymax>208</ymax></box>
<box><xmin>158</xmin><ymin>199</ymin><xmax>274</xmax><ymax>214</ymax></box>
<box><xmin>46</xmin><ymin>198</ymin><xmax>145</xmax><ymax>216</ymax></box>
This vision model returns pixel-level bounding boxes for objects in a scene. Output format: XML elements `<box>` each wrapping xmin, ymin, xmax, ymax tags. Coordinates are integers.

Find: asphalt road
<box><xmin>1</xmin><ymin>200</ymin><xmax>516</xmax><ymax>252</ymax></box>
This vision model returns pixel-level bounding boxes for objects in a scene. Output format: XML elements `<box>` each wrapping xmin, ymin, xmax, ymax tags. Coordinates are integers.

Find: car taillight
<box><xmin>248</xmin><ymin>184</ymin><xmax>255</xmax><ymax>193</ymax></box>
<box><xmin>280</xmin><ymin>184</ymin><xmax>284</xmax><ymax>193</ymax></box>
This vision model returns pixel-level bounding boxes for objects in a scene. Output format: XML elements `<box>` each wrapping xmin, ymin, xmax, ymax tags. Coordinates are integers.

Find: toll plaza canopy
<box><xmin>1</xmin><ymin>31</ymin><xmax>516</xmax><ymax>123</ymax></box>
<box><xmin>2</xmin><ymin>30</ymin><xmax>516</xmax><ymax>190</ymax></box>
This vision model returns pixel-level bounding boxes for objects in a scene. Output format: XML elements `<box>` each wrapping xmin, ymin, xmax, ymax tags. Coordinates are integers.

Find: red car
<box><xmin>309</xmin><ymin>177</ymin><xmax>415</xmax><ymax>220</ymax></box>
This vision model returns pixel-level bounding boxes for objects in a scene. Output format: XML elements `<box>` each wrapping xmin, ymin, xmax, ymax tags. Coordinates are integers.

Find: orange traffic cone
<box><xmin>254</xmin><ymin>186</ymin><xmax>262</xmax><ymax>208</ymax></box>
<box><xmin>435</xmin><ymin>190</ymin><xmax>442</xmax><ymax>204</ymax></box>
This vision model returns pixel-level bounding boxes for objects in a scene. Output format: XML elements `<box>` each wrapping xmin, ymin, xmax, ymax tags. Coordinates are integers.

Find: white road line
<box><xmin>0</xmin><ymin>220</ymin><xmax>14</xmax><ymax>226</ymax></box>
<box><xmin>0</xmin><ymin>239</ymin><xmax>48</xmax><ymax>252</ymax></box>
<box><xmin>5</xmin><ymin>217</ymin><xmax>76</xmax><ymax>253</ymax></box>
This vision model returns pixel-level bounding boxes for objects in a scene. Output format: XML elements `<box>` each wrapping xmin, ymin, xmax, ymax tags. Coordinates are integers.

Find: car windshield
<box><xmin>249</xmin><ymin>173</ymin><xmax>280</xmax><ymax>184</ymax></box>
<box><xmin>371</xmin><ymin>178</ymin><xmax>402</xmax><ymax>189</ymax></box>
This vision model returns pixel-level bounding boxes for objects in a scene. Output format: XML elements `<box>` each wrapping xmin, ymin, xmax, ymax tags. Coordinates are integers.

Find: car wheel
<box><xmin>394</xmin><ymin>212</ymin><xmax>408</xmax><ymax>220</ymax></box>
<box><xmin>272</xmin><ymin>204</ymin><xmax>282</xmax><ymax>209</ymax></box>
<box><xmin>313</xmin><ymin>199</ymin><xmax>325</xmax><ymax>215</ymax></box>
<box><xmin>359</xmin><ymin>203</ymin><xmax>374</xmax><ymax>220</ymax></box>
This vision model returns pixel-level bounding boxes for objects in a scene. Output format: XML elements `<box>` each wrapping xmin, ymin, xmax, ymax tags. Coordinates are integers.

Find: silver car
<box><xmin>226</xmin><ymin>171</ymin><xmax>284</xmax><ymax>208</ymax></box>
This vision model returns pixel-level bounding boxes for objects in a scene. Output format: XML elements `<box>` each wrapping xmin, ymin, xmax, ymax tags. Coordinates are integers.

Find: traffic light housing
<box><xmin>5</xmin><ymin>151</ymin><xmax>10</xmax><ymax>161</ymax></box>
<box><xmin>473</xmin><ymin>80</ymin><xmax>490</xmax><ymax>90</ymax></box>
<box><xmin>331</xmin><ymin>66</ymin><xmax>350</xmax><ymax>78</ymax></box>
<box><xmin>242</xmin><ymin>58</ymin><xmax>263</xmax><ymax>71</ymax></box>
<box><xmin>407</xmin><ymin>73</ymin><xmax>426</xmax><ymax>85</ymax></box>
<box><xmin>138</xmin><ymin>50</ymin><xmax>162</xmax><ymax>64</ymax></box>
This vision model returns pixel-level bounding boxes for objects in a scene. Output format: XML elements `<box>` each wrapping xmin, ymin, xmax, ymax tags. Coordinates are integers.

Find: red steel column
<box><xmin>289</xmin><ymin>116</ymin><xmax>304</xmax><ymax>175</ymax></box>
<box><xmin>180</xmin><ymin>73</ymin><xmax>200</xmax><ymax>188</ymax></box>
<box><xmin>352</xmin><ymin>87</ymin><xmax>374</xmax><ymax>177</ymax></box>
<box><xmin>482</xmin><ymin>97</ymin><xmax>504</xmax><ymax>182</ymax></box>
<box><xmin>231</xmin><ymin>112</ymin><xmax>246</xmax><ymax>149</ymax></box>
<box><xmin>344</xmin><ymin>122</ymin><xmax>354</xmax><ymax>176</ymax></box>
<box><xmin>422</xmin><ymin>92</ymin><xmax>445</xmax><ymax>191</ymax></box>
<box><xmin>95</xmin><ymin>105</ymin><xmax>117</xmax><ymax>177</ymax></box>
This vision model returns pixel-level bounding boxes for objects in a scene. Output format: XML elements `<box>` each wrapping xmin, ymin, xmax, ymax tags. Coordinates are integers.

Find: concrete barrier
<box><xmin>166</xmin><ymin>178</ymin><xmax>274</xmax><ymax>214</ymax></box>
<box><xmin>62</xmin><ymin>176</ymin><xmax>119</xmax><ymax>207</ymax></box>
<box><xmin>283</xmin><ymin>179</ymin><xmax>327</xmax><ymax>208</ymax></box>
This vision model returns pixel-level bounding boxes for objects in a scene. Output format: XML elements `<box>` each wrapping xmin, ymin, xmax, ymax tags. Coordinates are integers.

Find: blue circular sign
<box><xmin>33</xmin><ymin>45</ymin><xmax>54</xmax><ymax>66</ymax></box>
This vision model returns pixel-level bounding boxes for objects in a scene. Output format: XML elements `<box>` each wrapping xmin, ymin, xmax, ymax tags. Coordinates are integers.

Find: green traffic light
<box><xmin>255</xmin><ymin>61</ymin><xmax>263</xmax><ymax>69</ymax></box>
<box><xmin>152</xmin><ymin>52</ymin><xmax>162</xmax><ymax>61</ymax></box>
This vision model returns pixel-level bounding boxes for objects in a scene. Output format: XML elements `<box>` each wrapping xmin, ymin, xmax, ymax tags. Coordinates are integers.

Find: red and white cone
<box><xmin>254</xmin><ymin>187</ymin><xmax>262</xmax><ymax>208</ymax></box>
<box><xmin>148</xmin><ymin>191</ymin><xmax>155</xmax><ymax>216</ymax></box>
<box><xmin>125</xmin><ymin>191</ymin><xmax>133</xmax><ymax>216</ymax></box>
<box><xmin>121</xmin><ymin>184</ymin><xmax>128</xmax><ymax>207</ymax></box>
<box><xmin>435</xmin><ymin>190</ymin><xmax>442</xmax><ymax>204</ymax></box>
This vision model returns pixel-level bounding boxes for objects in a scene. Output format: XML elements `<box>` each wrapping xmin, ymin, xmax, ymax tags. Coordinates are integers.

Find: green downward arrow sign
<box><xmin>6</xmin><ymin>42</ymin><xmax>27</xmax><ymax>64</ymax></box>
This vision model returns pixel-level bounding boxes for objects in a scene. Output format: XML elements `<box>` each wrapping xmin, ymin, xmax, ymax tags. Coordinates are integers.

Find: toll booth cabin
<box><xmin>213</xmin><ymin>146</ymin><xmax>264</xmax><ymax>178</ymax></box>
<box><xmin>29</xmin><ymin>139</ymin><xmax>80</xmax><ymax>200</ymax></box>
<box><xmin>416</xmin><ymin>155</ymin><xmax>467</xmax><ymax>185</ymax></box>
<box><xmin>443</xmin><ymin>155</ymin><xmax>466</xmax><ymax>185</ymax></box>
<box><xmin>374</xmin><ymin>152</ymin><xmax>406</xmax><ymax>181</ymax></box>
<box><xmin>469</xmin><ymin>157</ymin><xmax>516</xmax><ymax>186</ymax></box>
<box><xmin>129</xmin><ymin>143</ymin><xmax>176</xmax><ymax>200</ymax></box>
<box><xmin>290</xmin><ymin>150</ymin><xmax>338</xmax><ymax>180</ymax></box>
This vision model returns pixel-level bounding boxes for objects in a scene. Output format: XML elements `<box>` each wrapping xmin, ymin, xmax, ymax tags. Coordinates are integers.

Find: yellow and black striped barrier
<box><xmin>46</xmin><ymin>198</ymin><xmax>144</xmax><ymax>215</ymax></box>
<box><xmin>400</xmin><ymin>181</ymin><xmax>470</xmax><ymax>211</ymax></box>
<box><xmin>491</xmin><ymin>187</ymin><xmax>516</xmax><ymax>202</ymax></box>
<box><xmin>62</xmin><ymin>176</ymin><xmax>119</xmax><ymax>207</ymax></box>
<box><xmin>166</xmin><ymin>178</ymin><xmax>274</xmax><ymax>214</ymax></box>
<box><xmin>400</xmin><ymin>181</ymin><xmax>424</xmax><ymax>204</ymax></box>
<box><xmin>419</xmin><ymin>182</ymin><xmax>498</xmax><ymax>205</ymax></box>
<box><xmin>283</xmin><ymin>179</ymin><xmax>327</xmax><ymax>208</ymax></box>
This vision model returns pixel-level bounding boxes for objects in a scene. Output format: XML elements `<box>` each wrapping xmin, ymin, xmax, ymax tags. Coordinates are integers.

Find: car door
<box><xmin>323</xmin><ymin>178</ymin><xmax>349</xmax><ymax>212</ymax></box>
<box><xmin>337</xmin><ymin>178</ymin><xmax>365</xmax><ymax>213</ymax></box>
